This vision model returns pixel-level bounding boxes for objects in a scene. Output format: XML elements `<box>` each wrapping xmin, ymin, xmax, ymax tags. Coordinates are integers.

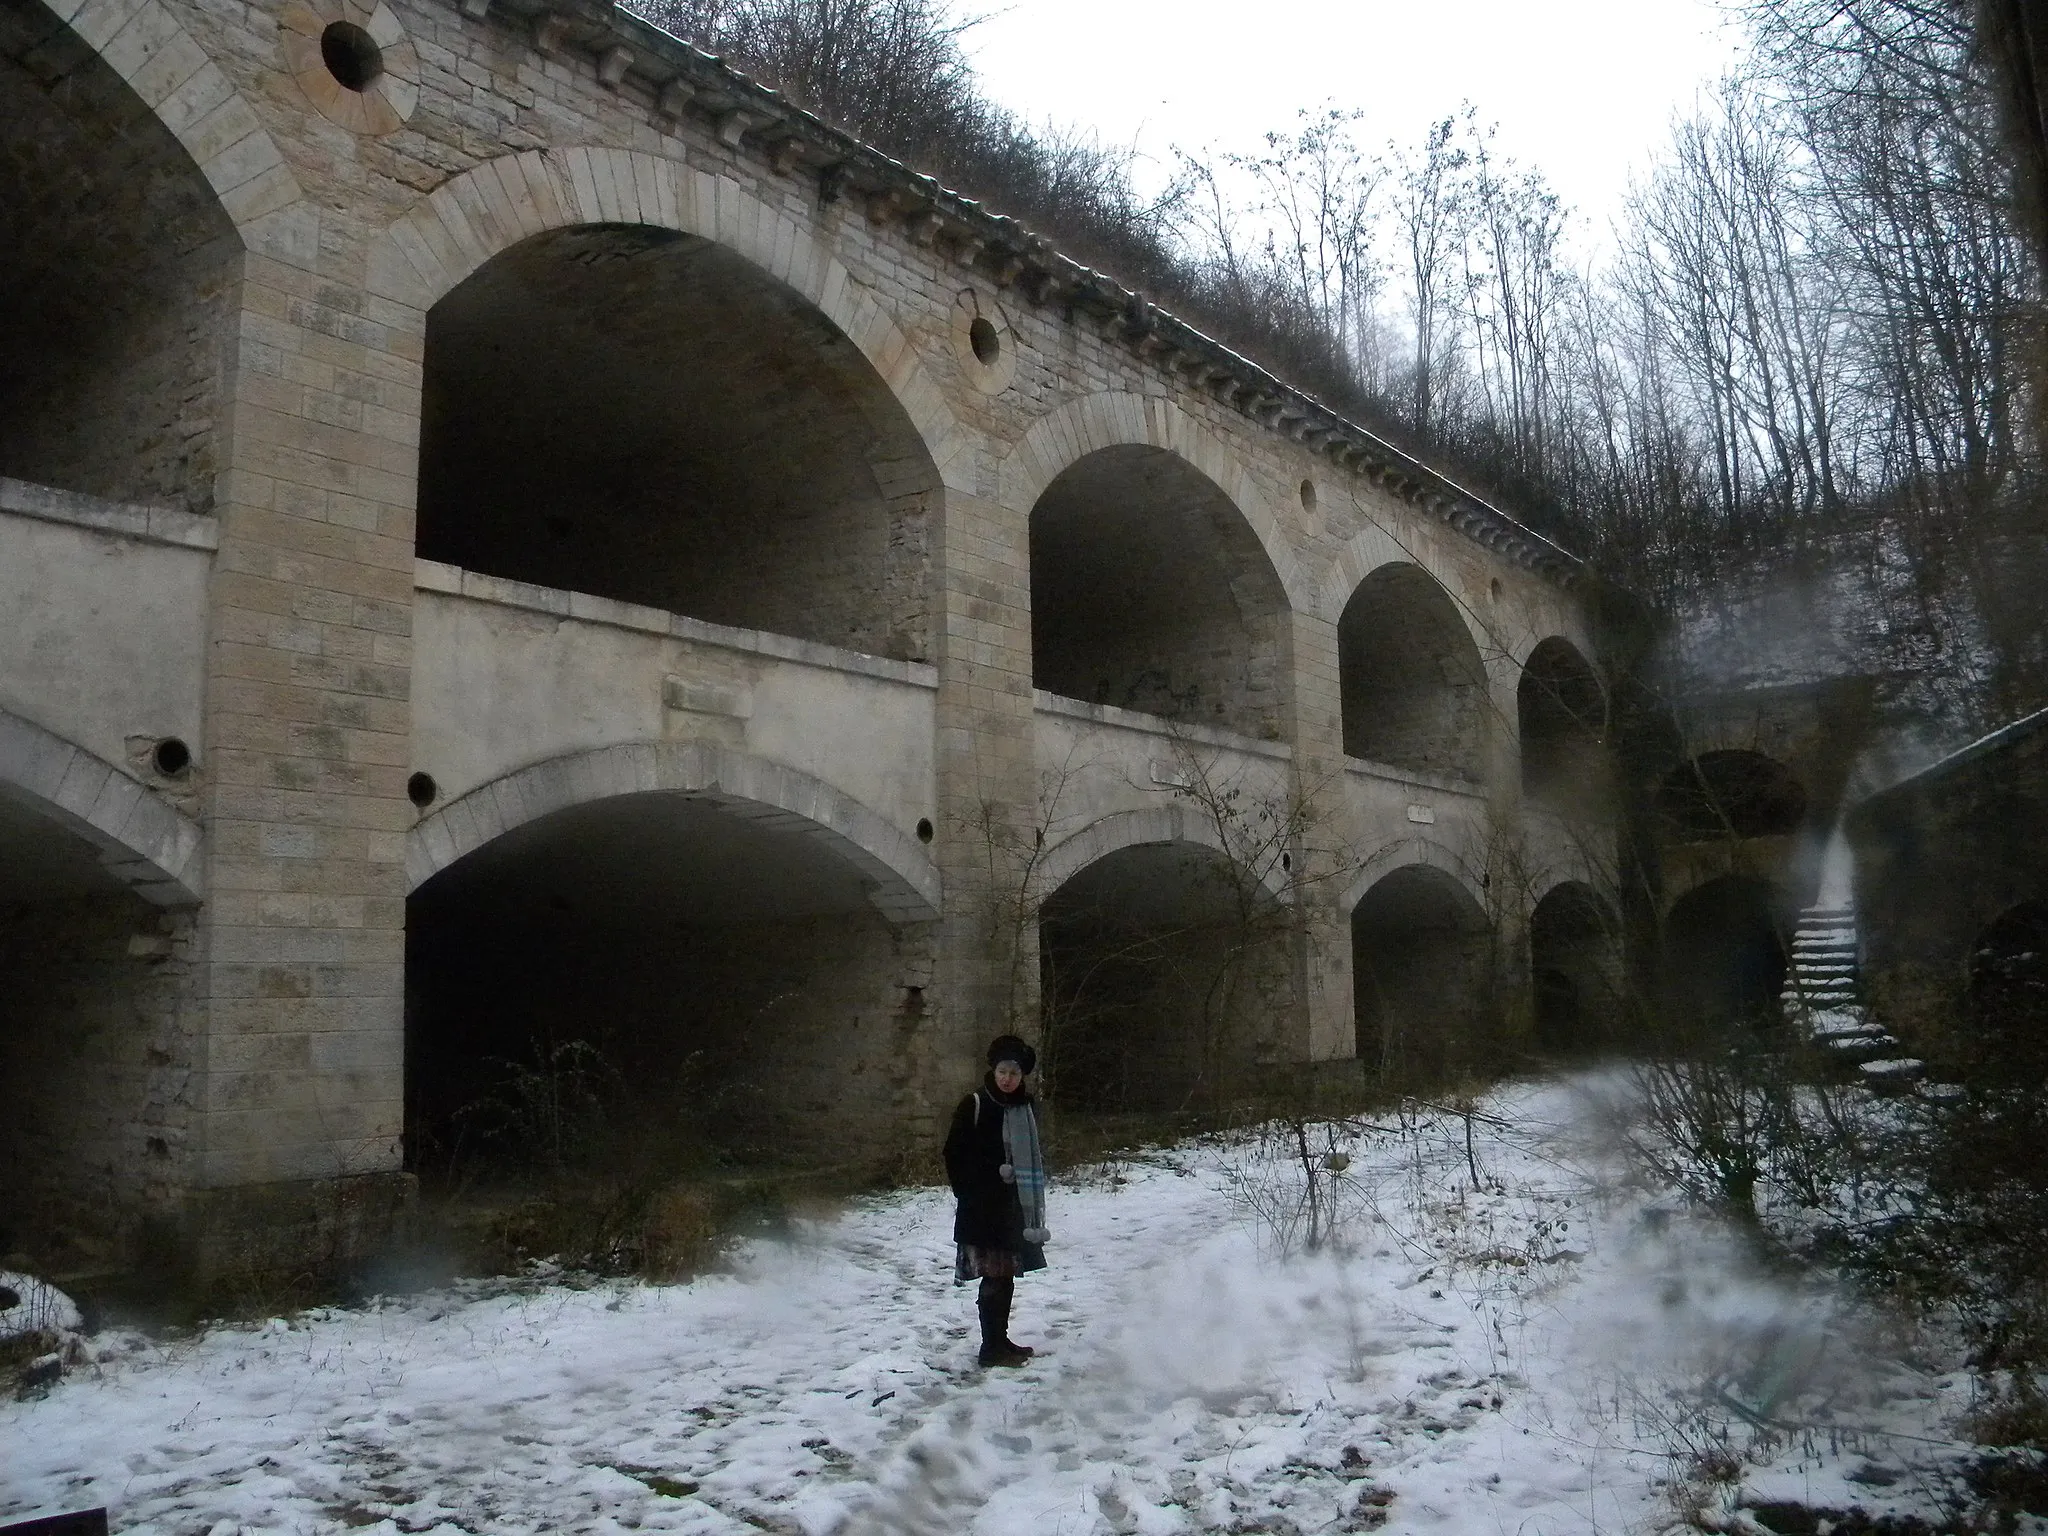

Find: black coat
<box><xmin>943</xmin><ymin>1087</ymin><xmax>1027</xmax><ymax>1249</ymax></box>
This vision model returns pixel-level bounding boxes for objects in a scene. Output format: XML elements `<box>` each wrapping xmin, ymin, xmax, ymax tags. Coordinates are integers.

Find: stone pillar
<box><xmin>922</xmin><ymin>477</ymin><xmax>1038</xmax><ymax>1130</ymax></box>
<box><xmin>183</xmin><ymin>245</ymin><xmax>419</xmax><ymax>1279</ymax></box>
<box><xmin>1284</xmin><ymin>608</ymin><xmax>1356</xmax><ymax>1064</ymax></box>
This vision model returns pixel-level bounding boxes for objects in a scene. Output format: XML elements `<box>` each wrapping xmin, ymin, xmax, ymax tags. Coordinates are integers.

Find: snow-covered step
<box><xmin>1860</xmin><ymin>1057</ymin><xmax>1926</xmax><ymax>1091</ymax></box>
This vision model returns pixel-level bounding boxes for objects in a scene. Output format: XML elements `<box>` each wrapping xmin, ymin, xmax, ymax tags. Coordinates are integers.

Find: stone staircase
<box><xmin>1781</xmin><ymin>904</ymin><xmax>1922</xmax><ymax>1085</ymax></box>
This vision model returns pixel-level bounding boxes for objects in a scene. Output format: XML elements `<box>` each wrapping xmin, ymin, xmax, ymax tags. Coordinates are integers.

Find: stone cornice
<box><xmin>442</xmin><ymin>0</ymin><xmax>1584</xmax><ymax>586</ymax></box>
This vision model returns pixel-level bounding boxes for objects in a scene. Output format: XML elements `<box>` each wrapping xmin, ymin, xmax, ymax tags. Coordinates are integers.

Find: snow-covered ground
<box><xmin>0</xmin><ymin>1079</ymin><xmax>1994</xmax><ymax>1534</ymax></box>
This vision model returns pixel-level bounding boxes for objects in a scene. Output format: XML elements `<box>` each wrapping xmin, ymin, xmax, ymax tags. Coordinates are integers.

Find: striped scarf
<box><xmin>1002</xmin><ymin>1099</ymin><xmax>1046</xmax><ymax>1234</ymax></box>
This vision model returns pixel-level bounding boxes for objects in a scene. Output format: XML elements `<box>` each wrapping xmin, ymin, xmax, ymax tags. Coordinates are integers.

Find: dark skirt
<box><xmin>954</xmin><ymin>1241</ymin><xmax>1046</xmax><ymax>1283</ymax></box>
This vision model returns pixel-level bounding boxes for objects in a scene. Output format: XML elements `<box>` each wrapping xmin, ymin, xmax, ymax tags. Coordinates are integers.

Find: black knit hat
<box><xmin>986</xmin><ymin>1035</ymin><xmax>1037</xmax><ymax>1074</ymax></box>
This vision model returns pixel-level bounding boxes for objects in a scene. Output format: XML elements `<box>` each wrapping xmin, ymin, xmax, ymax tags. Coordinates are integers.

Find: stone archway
<box><xmin>1529</xmin><ymin>880</ymin><xmax>1624</xmax><ymax>1053</ymax></box>
<box><xmin>1663</xmin><ymin>874</ymin><xmax>1791</xmax><ymax>1023</ymax></box>
<box><xmin>1037</xmin><ymin>830</ymin><xmax>1292</xmax><ymax>1111</ymax></box>
<box><xmin>1023</xmin><ymin>442</ymin><xmax>1292</xmax><ymax>736</ymax></box>
<box><xmin>1519</xmin><ymin>637</ymin><xmax>1606</xmax><ymax>810</ymax></box>
<box><xmin>1350</xmin><ymin>857</ymin><xmax>1499</xmax><ymax>1085</ymax></box>
<box><xmin>0</xmin><ymin>706</ymin><xmax>203</xmax><ymax>904</ymax></box>
<box><xmin>406</xmin><ymin>741</ymin><xmax>938</xmax><ymax>921</ymax></box>
<box><xmin>366</xmin><ymin>148</ymin><xmax>964</xmax><ymax>488</ymax></box>
<box><xmin>2</xmin><ymin>0</ymin><xmax>263</xmax><ymax>513</ymax></box>
<box><xmin>0</xmin><ymin>706</ymin><xmax>204</xmax><ymax>1267</ymax></box>
<box><xmin>404</xmin><ymin>742</ymin><xmax>939</xmax><ymax>1185</ymax></box>
<box><xmin>1000</xmin><ymin>391</ymin><xmax>1311</xmax><ymax>616</ymax></box>
<box><xmin>1337</xmin><ymin>562</ymin><xmax>1489</xmax><ymax>780</ymax></box>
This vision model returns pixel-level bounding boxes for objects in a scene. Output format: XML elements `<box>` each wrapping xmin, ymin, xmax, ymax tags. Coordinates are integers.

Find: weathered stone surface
<box><xmin>0</xmin><ymin>0</ymin><xmax>1614</xmax><ymax>1278</ymax></box>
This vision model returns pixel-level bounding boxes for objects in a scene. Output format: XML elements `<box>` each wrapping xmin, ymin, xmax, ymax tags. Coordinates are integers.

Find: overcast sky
<box><xmin>968</xmin><ymin>0</ymin><xmax>1745</xmax><ymax>244</ymax></box>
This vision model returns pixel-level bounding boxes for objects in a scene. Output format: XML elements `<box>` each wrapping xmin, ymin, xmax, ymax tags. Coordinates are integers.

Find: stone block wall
<box><xmin>0</xmin><ymin>0</ymin><xmax>1616</xmax><ymax>1279</ymax></box>
<box><xmin>0</xmin><ymin>892</ymin><xmax>197</xmax><ymax>1270</ymax></box>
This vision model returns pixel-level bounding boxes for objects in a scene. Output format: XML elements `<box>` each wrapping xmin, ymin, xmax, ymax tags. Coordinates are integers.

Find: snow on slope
<box><xmin>0</xmin><ymin>1080</ymin><xmax>1977</xmax><ymax>1534</ymax></box>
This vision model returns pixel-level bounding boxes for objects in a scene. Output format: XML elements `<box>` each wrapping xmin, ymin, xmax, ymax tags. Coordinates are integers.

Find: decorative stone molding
<box><xmin>279</xmin><ymin>0</ymin><xmax>419</xmax><ymax>136</ymax></box>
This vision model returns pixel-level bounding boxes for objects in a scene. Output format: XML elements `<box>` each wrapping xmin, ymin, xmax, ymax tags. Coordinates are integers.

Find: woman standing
<box><xmin>943</xmin><ymin>1035</ymin><xmax>1048</xmax><ymax>1368</ymax></box>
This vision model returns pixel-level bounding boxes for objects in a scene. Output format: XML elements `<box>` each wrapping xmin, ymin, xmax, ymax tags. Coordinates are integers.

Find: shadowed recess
<box><xmin>1029</xmin><ymin>445</ymin><xmax>1289</xmax><ymax>737</ymax></box>
<box><xmin>1352</xmin><ymin>863</ymin><xmax>1498</xmax><ymax>1085</ymax></box>
<box><xmin>1038</xmin><ymin>840</ymin><xmax>1287</xmax><ymax>1111</ymax></box>
<box><xmin>1519</xmin><ymin>637</ymin><xmax>1606</xmax><ymax>808</ymax></box>
<box><xmin>1659</xmin><ymin>750</ymin><xmax>1808</xmax><ymax>841</ymax></box>
<box><xmin>0</xmin><ymin>788</ymin><xmax>174</xmax><ymax>1270</ymax></box>
<box><xmin>405</xmin><ymin>792</ymin><xmax>921</xmax><ymax>1182</ymax></box>
<box><xmin>1529</xmin><ymin>881</ymin><xmax>1624</xmax><ymax>1054</ymax></box>
<box><xmin>1339</xmin><ymin>564</ymin><xmax>1487</xmax><ymax>780</ymax></box>
<box><xmin>1662</xmin><ymin>875</ymin><xmax>1790</xmax><ymax>1023</ymax></box>
<box><xmin>0</xmin><ymin>0</ymin><xmax>238</xmax><ymax>513</ymax></box>
<box><xmin>419</xmin><ymin>224</ymin><xmax>939</xmax><ymax>661</ymax></box>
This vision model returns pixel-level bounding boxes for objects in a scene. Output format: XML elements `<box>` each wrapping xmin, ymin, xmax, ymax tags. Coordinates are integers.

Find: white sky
<box><xmin>968</xmin><ymin>0</ymin><xmax>1745</xmax><ymax>245</ymax></box>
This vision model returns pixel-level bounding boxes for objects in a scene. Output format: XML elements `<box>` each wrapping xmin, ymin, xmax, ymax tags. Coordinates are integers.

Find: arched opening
<box><xmin>1339</xmin><ymin>564</ymin><xmax>1488</xmax><ymax>780</ymax></box>
<box><xmin>1967</xmin><ymin>900</ymin><xmax>2048</xmax><ymax>1071</ymax></box>
<box><xmin>1529</xmin><ymin>881</ymin><xmax>1625</xmax><ymax>1054</ymax></box>
<box><xmin>405</xmin><ymin>790</ymin><xmax>928</xmax><ymax>1219</ymax></box>
<box><xmin>1028</xmin><ymin>446</ymin><xmax>1290</xmax><ymax>736</ymax></box>
<box><xmin>0</xmin><ymin>0</ymin><xmax>239</xmax><ymax>511</ymax></box>
<box><xmin>418</xmin><ymin>225</ymin><xmax>940</xmax><ymax>661</ymax></box>
<box><xmin>1038</xmin><ymin>840</ymin><xmax>1288</xmax><ymax>1112</ymax></box>
<box><xmin>1519</xmin><ymin>638</ymin><xmax>1607</xmax><ymax>810</ymax></box>
<box><xmin>1351</xmin><ymin>864</ymin><xmax>1499</xmax><ymax>1086</ymax></box>
<box><xmin>1662</xmin><ymin>875</ymin><xmax>1790</xmax><ymax>1024</ymax></box>
<box><xmin>1659</xmin><ymin>751</ymin><xmax>1808</xmax><ymax>842</ymax></box>
<box><xmin>0</xmin><ymin>786</ymin><xmax>187</xmax><ymax>1270</ymax></box>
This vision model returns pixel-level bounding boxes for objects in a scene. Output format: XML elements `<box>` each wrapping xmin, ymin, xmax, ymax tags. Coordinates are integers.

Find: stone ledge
<box><xmin>1343</xmin><ymin>754</ymin><xmax>1488</xmax><ymax>802</ymax></box>
<box><xmin>0</xmin><ymin>476</ymin><xmax>220</xmax><ymax>551</ymax></box>
<box><xmin>415</xmin><ymin>558</ymin><xmax>939</xmax><ymax>688</ymax></box>
<box><xmin>1032</xmin><ymin>689</ymin><xmax>1294</xmax><ymax>761</ymax></box>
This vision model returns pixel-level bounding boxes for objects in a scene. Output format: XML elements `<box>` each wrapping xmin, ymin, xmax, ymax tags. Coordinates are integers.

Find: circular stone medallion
<box><xmin>281</xmin><ymin>0</ymin><xmax>420</xmax><ymax>136</ymax></box>
<box><xmin>951</xmin><ymin>290</ymin><xmax>1018</xmax><ymax>395</ymax></box>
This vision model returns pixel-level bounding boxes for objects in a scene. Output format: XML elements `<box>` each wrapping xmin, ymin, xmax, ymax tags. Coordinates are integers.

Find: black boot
<box><xmin>976</xmin><ymin>1278</ymin><xmax>1027</xmax><ymax>1367</ymax></box>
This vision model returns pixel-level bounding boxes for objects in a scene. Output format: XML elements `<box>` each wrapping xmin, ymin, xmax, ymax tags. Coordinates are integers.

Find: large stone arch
<box><xmin>0</xmin><ymin>705</ymin><xmax>202</xmax><ymax>904</ymax></box>
<box><xmin>38</xmin><ymin>0</ymin><xmax>305</xmax><ymax>237</ymax></box>
<box><xmin>1035</xmin><ymin>805</ymin><xmax>1293</xmax><ymax>907</ymax></box>
<box><xmin>1341</xmin><ymin>835</ymin><xmax>1490</xmax><ymax>919</ymax></box>
<box><xmin>1001</xmin><ymin>391</ymin><xmax>1312</xmax><ymax>615</ymax></box>
<box><xmin>1035</xmin><ymin>804</ymin><xmax>1294</xmax><ymax>1109</ymax></box>
<box><xmin>405</xmin><ymin>740</ymin><xmax>940</xmax><ymax>923</ymax></box>
<box><xmin>1336</xmin><ymin>558</ymin><xmax>1491</xmax><ymax>779</ymax></box>
<box><xmin>363</xmin><ymin>147</ymin><xmax>966</xmax><ymax>490</ymax></box>
<box><xmin>1519</xmin><ymin>635</ymin><xmax>1608</xmax><ymax>807</ymax></box>
<box><xmin>1348</xmin><ymin>848</ymin><xmax>1501</xmax><ymax>1082</ymax></box>
<box><xmin>1323</xmin><ymin>530</ymin><xmax>1491</xmax><ymax>652</ymax></box>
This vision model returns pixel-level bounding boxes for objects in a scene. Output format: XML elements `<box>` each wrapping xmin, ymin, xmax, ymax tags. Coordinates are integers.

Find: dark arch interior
<box><xmin>1519</xmin><ymin>638</ymin><xmax>1606</xmax><ymax>809</ymax></box>
<box><xmin>1037</xmin><ymin>841</ymin><xmax>1288</xmax><ymax>1110</ymax></box>
<box><xmin>1660</xmin><ymin>751</ymin><xmax>1808</xmax><ymax>841</ymax></box>
<box><xmin>1351</xmin><ymin>864</ymin><xmax>1499</xmax><ymax>1085</ymax></box>
<box><xmin>1029</xmin><ymin>446</ymin><xmax>1289</xmax><ymax>737</ymax></box>
<box><xmin>1662</xmin><ymin>876</ymin><xmax>1789</xmax><ymax>1024</ymax></box>
<box><xmin>1</xmin><ymin>0</ymin><xmax>238</xmax><ymax>511</ymax></box>
<box><xmin>405</xmin><ymin>791</ymin><xmax>921</xmax><ymax>1189</ymax></box>
<box><xmin>1339</xmin><ymin>565</ymin><xmax>1487</xmax><ymax>779</ymax></box>
<box><xmin>419</xmin><ymin>225</ymin><xmax>939</xmax><ymax>661</ymax></box>
<box><xmin>0</xmin><ymin>787</ymin><xmax>182</xmax><ymax>1270</ymax></box>
<box><xmin>1529</xmin><ymin>881</ymin><xmax>1623</xmax><ymax>1054</ymax></box>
